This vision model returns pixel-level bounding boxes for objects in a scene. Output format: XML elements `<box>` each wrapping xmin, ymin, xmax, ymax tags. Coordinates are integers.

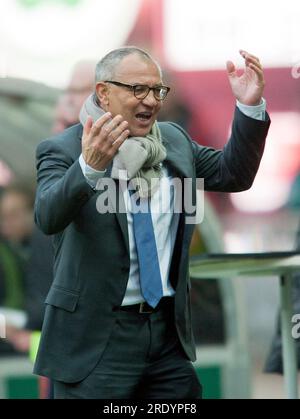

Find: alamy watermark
<box><xmin>292</xmin><ymin>314</ymin><xmax>300</xmax><ymax>339</ymax></box>
<box><xmin>95</xmin><ymin>172</ymin><xmax>205</xmax><ymax>225</ymax></box>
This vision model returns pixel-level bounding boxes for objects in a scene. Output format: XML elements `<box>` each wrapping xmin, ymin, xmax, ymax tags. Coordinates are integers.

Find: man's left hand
<box><xmin>226</xmin><ymin>50</ymin><xmax>265</xmax><ymax>106</ymax></box>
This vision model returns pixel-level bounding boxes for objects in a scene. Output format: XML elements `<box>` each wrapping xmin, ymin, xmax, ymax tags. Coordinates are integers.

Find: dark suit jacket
<box><xmin>33</xmin><ymin>108</ymin><xmax>270</xmax><ymax>382</ymax></box>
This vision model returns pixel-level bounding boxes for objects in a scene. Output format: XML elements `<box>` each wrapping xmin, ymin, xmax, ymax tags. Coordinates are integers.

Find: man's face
<box><xmin>97</xmin><ymin>54</ymin><xmax>163</xmax><ymax>137</ymax></box>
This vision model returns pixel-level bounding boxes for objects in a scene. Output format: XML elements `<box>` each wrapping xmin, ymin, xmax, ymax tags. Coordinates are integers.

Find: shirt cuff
<box><xmin>79</xmin><ymin>154</ymin><xmax>106</xmax><ymax>189</ymax></box>
<box><xmin>236</xmin><ymin>98</ymin><xmax>266</xmax><ymax>121</ymax></box>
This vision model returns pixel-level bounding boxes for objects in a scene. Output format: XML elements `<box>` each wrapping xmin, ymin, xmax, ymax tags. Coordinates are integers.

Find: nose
<box><xmin>142</xmin><ymin>89</ymin><xmax>158</xmax><ymax>107</ymax></box>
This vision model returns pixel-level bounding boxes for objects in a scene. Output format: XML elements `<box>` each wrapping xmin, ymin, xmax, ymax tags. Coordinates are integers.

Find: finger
<box><xmin>240</xmin><ymin>49</ymin><xmax>260</xmax><ymax>61</ymax></box>
<box><xmin>244</xmin><ymin>55</ymin><xmax>262</xmax><ymax>70</ymax></box>
<box><xmin>89</xmin><ymin>117</ymin><xmax>127</xmax><ymax>152</ymax></box>
<box><xmin>111</xmin><ymin>129</ymin><xmax>130</xmax><ymax>151</ymax></box>
<box><xmin>226</xmin><ymin>60</ymin><xmax>237</xmax><ymax>78</ymax></box>
<box><xmin>90</xmin><ymin>112</ymin><xmax>112</xmax><ymax>136</ymax></box>
<box><xmin>101</xmin><ymin>114</ymin><xmax>124</xmax><ymax>138</ymax></box>
<box><xmin>106</xmin><ymin>120</ymin><xmax>129</xmax><ymax>145</ymax></box>
<box><xmin>97</xmin><ymin>115</ymin><xmax>125</xmax><ymax>149</ymax></box>
<box><xmin>83</xmin><ymin>116</ymin><xmax>93</xmax><ymax>138</ymax></box>
<box><xmin>240</xmin><ymin>49</ymin><xmax>261</xmax><ymax>64</ymax></box>
<box><xmin>248</xmin><ymin>62</ymin><xmax>264</xmax><ymax>82</ymax></box>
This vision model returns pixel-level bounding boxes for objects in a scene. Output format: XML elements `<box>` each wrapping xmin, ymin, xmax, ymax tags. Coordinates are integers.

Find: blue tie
<box><xmin>130</xmin><ymin>193</ymin><xmax>163</xmax><ymax>308</ymax></box>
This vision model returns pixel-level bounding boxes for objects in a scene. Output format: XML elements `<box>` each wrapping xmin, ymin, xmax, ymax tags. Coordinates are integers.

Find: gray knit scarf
<box><xmin>79</xmin><ymin>94</ymin><xmax>166</xmax><ymax>197</ymax></box>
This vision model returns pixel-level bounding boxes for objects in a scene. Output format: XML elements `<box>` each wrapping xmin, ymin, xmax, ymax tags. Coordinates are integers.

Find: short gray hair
<box><xmin>95</xmin><ymin>46</ymin><xmax>162</xmax><ymax>83</ymax></box>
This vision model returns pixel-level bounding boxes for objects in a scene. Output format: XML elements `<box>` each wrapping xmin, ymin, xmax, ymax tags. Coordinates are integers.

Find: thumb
<box><xmin>226</xmin><ymin>60</ymin><xmax>237</xmax><ymax>78</ymax></box>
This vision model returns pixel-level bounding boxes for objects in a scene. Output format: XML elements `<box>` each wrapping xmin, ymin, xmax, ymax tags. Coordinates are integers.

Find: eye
<box><xmin>156</xmin><ymin>88</ymin><xmax>164</xmax><ymax>99</ymax></box>
<box><xmin>155</xmin><ymin>87</ymin><xmax>168</xmax><ymax>100</ymax></box>
<box><xmin>134</xmin><ymin>85</ymin><xmax>148</xmax><ymax>97</ymax></box>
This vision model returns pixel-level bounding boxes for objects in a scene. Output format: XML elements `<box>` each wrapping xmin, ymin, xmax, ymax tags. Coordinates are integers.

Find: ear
<box><xmin>95</xmin><ymin>82</ymin><xmax>110</xmax><ymax>109</ymax></box>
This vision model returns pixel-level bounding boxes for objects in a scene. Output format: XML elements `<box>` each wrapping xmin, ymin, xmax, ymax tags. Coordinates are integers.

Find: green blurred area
<box><xmin>0</xmin><ymin>77</ymin><xmax>59</xmax><ymax>185</ymax></box>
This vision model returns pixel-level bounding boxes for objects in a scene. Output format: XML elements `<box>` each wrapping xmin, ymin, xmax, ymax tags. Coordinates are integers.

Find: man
<box><xmin>34</xmin><ymin>46</ymin><xmax>270</xmax><ymax>399</ymax></box>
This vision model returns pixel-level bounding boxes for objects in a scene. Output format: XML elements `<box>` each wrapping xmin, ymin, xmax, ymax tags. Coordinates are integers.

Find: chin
<box><xmin>131</xmin><ymin>125</ymin><xmax>152</xmax><ymax>138</ymax></box>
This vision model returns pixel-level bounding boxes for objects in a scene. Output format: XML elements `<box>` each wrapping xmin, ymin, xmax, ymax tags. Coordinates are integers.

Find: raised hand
<box><xmin>226</xmin><ymin>50</ymin><xmax>265</xmax><ymax>106</ymax></box>
<box><xmin>82</xmin><ymin>113</ymin><xmax>130</xmax><ymax>171</ymax></box>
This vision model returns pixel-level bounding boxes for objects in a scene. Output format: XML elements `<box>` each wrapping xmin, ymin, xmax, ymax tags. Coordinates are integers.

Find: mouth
<box><xmin>135</xmin><ymin>111</ymin><xmax>153</xmax><ymax>124</ymax></box>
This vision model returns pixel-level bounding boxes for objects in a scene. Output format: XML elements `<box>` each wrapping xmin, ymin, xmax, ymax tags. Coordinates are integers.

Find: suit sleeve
<box><xmin>192</xmin><ymin>107</ymin><xmax>271</xmax><ymax>192</ymax></box>
<box><xmin>35</xmin><ymin>139</ymin><xmax>95</xmax><ymax>235</ymax></box>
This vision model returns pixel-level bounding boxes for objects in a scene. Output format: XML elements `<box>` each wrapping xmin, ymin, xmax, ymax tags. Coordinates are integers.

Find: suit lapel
<box><xmin>108</xmin><ymin>176</ymin><xmax>130</xmax><ymax>256</ymax></box>
<box><xmin>77</xmin><ymin>122</ymin><xmax>194</xmax><ymax>257</ymax></box>
<box><xmin>161</xmin><ymin>128</ymin><xmax>194</xmax><ymax>180</ymax></box>
<box><xmin>107</xmin><ymin>133</ymin><xmax>194</xmax><ymax>258</ymax></box>
<box><xmin>161</xmin><ymin>125</ymin><xmax>196</xmax><ymax>282</ymax></box>
<box><xmin>114</xmin><ymin>203</ymin><xmax>129</xmax><ymax>255</ymax></box>
<box><xmin>77</xmin><ymin>126</ymin><xmax>130</xmax><ymax>254</ymax></box>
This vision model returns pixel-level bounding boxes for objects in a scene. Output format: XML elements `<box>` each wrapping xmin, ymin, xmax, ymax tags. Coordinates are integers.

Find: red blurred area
<box><xmin>126</xmin><ymin>0</ymin><xmax>300</xmax><ymax>213</ymax></box>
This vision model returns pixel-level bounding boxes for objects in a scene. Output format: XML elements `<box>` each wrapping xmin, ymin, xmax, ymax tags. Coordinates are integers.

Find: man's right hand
<box><xmin>82</xmin><ymin>113</ymin><xmax>130</xmax><ymax>171</ymax></box>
